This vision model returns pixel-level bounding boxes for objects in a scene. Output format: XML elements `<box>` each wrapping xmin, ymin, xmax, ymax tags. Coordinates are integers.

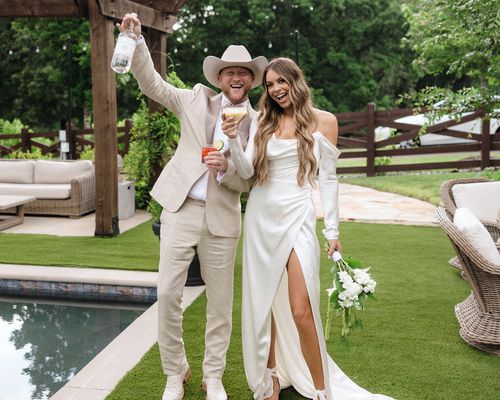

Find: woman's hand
<box><xmin>221</xmin><ymin>115</ymin><xmax>239</xmax><ymax>139</ymax></box>
<box><xmin>326</xmin><ymin>239</ymin><xmax>342</xmax><ymax>258</ymax></box>
<box><xmin>116</xmin><ymin>13</ymin><xmax>142</xmax><ymax>39</ymax></box>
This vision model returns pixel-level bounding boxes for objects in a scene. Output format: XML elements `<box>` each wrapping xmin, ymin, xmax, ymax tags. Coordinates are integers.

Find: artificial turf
<box><xmin>106</xmin><ymin>221</ymin><xmax>500</xmax><ymax>400</ymax></box>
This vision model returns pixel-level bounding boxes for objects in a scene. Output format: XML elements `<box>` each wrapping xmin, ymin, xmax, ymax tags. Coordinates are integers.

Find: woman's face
<box><xmin>265</xmin><ymin>69</ymin><xmax>292</xmax><ymax>110</ymax></box>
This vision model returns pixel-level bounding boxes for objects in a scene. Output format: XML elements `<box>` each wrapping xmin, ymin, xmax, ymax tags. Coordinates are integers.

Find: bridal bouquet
<box><xmin>324</xmin><ymin>251</ymin><xmax>377</xmax><ymax>340</ymax></box>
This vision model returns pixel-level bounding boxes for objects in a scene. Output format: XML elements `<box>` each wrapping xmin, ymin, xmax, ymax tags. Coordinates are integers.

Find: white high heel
<box><xmin>312</xmin><ymin>389</ymin><xmax>327</xmax><ymax>400</ymax></box>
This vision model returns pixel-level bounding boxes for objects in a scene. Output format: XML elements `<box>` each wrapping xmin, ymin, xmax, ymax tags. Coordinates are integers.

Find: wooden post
<box><xmin>123</xmin><ymin>118</ymin><xmax>132</xmax><ymax>154</ymax></box>
<box><xmin>146</xmin><ymin>29</ymin><xmax>167</xmax><ymax>113</ymax></box>
<box><xmin>21</xmin><ymin>128</ymin><xmax>31</xmax><ymax>153</ymax></box>
<box><xmin>66</xmin><ymin>121</ymin><xmax>77</xmax><ymax>160</ymax></box>
<box><xmin>366</xmin><ymin>103</ymin><xmax>376</xmax><ymax>177</ymax></box>
<box><xmin>480</xmin><ymin>113</ymin><xmax>490</xmax><ymax>170</ymax></box>
<box><xmin>89</xmin><ymin>0</ymin><xmax>119</xmax><ymax>236</ymax></box>
<box><xmin>146</xmin><ymin>29</ymin><xmax>167</xmax><ymax>182</ymax></box>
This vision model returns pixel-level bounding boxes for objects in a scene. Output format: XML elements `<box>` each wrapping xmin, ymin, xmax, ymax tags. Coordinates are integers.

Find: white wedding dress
<box><xmin>228</xmin><ymin>131</ymin><xmax>394</xmax><ymax>400</ymax></box>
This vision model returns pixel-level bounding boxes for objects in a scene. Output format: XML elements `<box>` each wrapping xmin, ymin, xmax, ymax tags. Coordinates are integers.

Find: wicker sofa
<box><xmin>0</xmin><ymin>159</ymin><xmax>95</xmax><ymax>218</ymax></box>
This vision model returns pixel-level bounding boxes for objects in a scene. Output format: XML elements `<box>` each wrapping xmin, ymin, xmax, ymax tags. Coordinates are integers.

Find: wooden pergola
<box><xmin>0</xmin><ymin>0</ymin><xmax>188</xmax><ymax>236</ymax></box>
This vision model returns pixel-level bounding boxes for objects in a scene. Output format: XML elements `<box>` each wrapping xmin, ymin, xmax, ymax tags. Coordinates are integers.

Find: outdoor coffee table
<box><xmin>0</xmin><ymin>195</ymin><xmax>36</xmax><ymax>231</ymax></box>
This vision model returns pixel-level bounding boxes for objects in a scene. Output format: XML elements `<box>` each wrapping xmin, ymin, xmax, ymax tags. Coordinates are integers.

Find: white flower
<box><xmin>326</xmin><ymin>287</ymin><xmax>335</xmax><ymax>297</ymax></box>
<box><xmin>363</xmin><ymin>279</ymin><xmax>377</xmax><ymax>293</ymax></box>
<box><xmin>353</xmin><ymin>268</ymin><xmax>372</xmax><ymax>285</ymax></box>
<box><xmin>343</xmin><ymin>281</ymin><xmax>363</xmax><ymax>298</ymax></box>
<box><xmin>338</xmin><ymin>271</ymin><xmax>353</xmax><ymax>285</ymax></box>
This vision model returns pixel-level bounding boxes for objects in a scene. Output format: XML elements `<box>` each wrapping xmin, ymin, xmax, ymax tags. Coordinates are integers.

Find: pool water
<box><xmin>0</xmin><ymin>298</ymin><xmax>145</xmax><ymax>400</ymax></box>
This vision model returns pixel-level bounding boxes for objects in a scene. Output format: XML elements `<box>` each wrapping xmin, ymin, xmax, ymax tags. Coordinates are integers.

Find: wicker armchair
<box><xmin>436</xmin><ymin>207</ymin><xmax>500</xmax><ymax>354</ymax></box>
<box><xmin>440</xmin><ymin>178</ymin><xmax>500</xmax><ymax>269</ymax></box>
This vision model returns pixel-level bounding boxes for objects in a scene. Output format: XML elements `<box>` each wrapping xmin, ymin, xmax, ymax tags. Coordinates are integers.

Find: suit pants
<box><xmin>158</xmin><ymin>197</ymin><xmax>238</xmax><ymax>378</ymax></box>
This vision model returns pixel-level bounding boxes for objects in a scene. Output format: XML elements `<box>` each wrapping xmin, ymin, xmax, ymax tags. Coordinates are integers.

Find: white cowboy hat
<box><xmin>203</xmin><ymin>45</ymin><xmax>268</xmax><ymax>89</ymax></box>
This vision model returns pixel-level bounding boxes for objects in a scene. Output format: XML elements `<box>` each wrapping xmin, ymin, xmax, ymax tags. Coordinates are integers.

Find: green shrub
<box><xmin>4</xmin><ymin>149</ymin><xmax>53</xmax><ymax>160</ymax></box>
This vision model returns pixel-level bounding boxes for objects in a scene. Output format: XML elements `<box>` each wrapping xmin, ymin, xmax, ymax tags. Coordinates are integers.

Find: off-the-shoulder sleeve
<box><xmin>130</xmin><ymin>42</ymin><xmax>194</xmax><ymax>115</ymax></box>
<box><xmin>318</xmin><ymin>134</ymin><xmax>341</xmax><ymax>240</ymax></box>
<box><xmin>227</xmin><ymin>117</ymin><xmax>257</xmax><ymax>179</ymax></box>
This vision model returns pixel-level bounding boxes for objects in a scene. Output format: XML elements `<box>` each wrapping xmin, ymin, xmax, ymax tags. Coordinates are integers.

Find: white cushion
<box><xmin>454</xmin><ymin>208</ymin><xmax>500</xmax><ymax>264</ymax></box>
<box><xmin>452</xmin><ymin>182</ymin><xmax>500</xmax><ymax>222</ymax></box>
<box><xmin>34</xmin><ymin>160</ymin><xmax>93</xmax><ymax>184</ymax></box>
<box><xmin>0</xmin><ymin>160</ymin><xmax>35</xmax><ymax>184</ymax></box>
<box><xmin>0</xmin><ymin>183</ymin><xmax>71</xmax><ymax>199</ymax></box>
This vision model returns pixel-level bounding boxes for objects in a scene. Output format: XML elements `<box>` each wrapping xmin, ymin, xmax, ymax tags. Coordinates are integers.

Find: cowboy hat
<box><xmin>203</xmin><ymin>45</ymin><xmax>268</xmax><ymax>89</ymax></box>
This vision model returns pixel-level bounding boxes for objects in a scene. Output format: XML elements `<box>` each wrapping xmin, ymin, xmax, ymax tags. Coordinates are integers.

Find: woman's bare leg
<box><xmin>287</xmin><ymin>250</ymin><xmax>325</xmax><ymax>390</ymax></box>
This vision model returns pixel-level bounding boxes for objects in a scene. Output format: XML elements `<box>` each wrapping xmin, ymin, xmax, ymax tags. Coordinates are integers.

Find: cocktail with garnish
<box><xmin>201</xmin><ymin>140</ymin><xmax>224</xmax><ymax>163</ymax></box>
<box><xmin>223</xmin><ymin>107</ymin><xmax>248</xmax><ymax>123</ymax></box>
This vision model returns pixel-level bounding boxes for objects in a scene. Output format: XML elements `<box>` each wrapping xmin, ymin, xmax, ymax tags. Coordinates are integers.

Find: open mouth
<box><xmin>275</xmin><ymin>93</ymin><xmax>288</xmax><ymax>103</ymax></box>
<box><xmin>230</xmin><ymin>84</ymin><xmax>243</xmax><ymax>89</ymax></box>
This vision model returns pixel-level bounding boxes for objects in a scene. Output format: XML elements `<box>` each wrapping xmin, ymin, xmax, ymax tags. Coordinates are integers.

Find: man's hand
<box><xmin>221</xmin><ymin>115</ymin><xmax>239</xmax><ymax>139</ymax></box>
<box><xmin>116</xmin><ymin>13</ymin><xmax>142</xmax><ymax>39</ymax></box>
<box><xmin>204</xmin><ymin>151</ymin><xmax>228</xmax><ymax>173</ymax></box>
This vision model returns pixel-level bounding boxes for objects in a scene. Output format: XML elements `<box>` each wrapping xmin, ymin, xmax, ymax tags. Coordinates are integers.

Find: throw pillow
<box><xmin>454</xmin><ymin>208</ymin><xmax>500</xmax><ymax>265</ymax></box>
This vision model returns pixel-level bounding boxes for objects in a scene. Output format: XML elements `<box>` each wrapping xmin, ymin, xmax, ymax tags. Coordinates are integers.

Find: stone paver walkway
<box><xmin>313</xmin><ymin>183</ymin><xmax>437</xmax><ymax>226</ymax></box>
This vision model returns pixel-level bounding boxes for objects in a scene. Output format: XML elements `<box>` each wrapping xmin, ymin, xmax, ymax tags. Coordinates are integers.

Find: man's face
<box><xmin>218</xmin><ymin>67</ymin><xmax>254</xmax><ymax>104</ymax></box>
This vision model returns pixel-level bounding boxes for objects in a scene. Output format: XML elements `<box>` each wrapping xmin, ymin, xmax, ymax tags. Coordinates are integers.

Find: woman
<box><xmin>223</xmin><ymin>58</ymin><xmax>393</xmax><ymax>400</ymax></box>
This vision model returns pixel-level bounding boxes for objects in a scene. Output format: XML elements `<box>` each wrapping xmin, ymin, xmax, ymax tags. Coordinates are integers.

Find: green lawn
<box><xmin>0</xmin><ymin>221</ymin><xmax>159</xmax><ymax>270</ymax></box>
<box><xmin>337</xmin><ymin>151</ymin><xmax>500</xmax><ymax>168</ymax></box>
<box><xmin>107</xmin><ymin>221</ymin><xmax>500</xmax><ymax>400</ymax></box>
<box><xmin>341</xmin><ymin>170</ymin><xmax>498</xmax><ymax>205</ymax></box>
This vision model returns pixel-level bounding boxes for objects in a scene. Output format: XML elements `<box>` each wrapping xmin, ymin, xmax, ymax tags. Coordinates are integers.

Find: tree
<box><xmin>402</xmin><ymin>0</ymin><xmax>500</xmax><ymax>116</ymax></box>
<box><xmin>168</xmin><ymin>0</ymin><xmax>416</xmax><ymax>112</ymax></box>
<box><xmin>0</xmin><ymin>18</ymin><xmax>139</xmax><ymax>131</ymax></box>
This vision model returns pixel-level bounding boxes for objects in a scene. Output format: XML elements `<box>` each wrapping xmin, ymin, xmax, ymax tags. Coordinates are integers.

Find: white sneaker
<box><xmin>162</xmin><ymin>365</ymin><xmax>191</xmax><ymax>400</ymax></box>
<box><xmin>202</xmin><ymin>378</ymin><xmax>227</xmax><ymax>400</ymax></box>
<box><xmin>313</xmin><ymin>389</ymin><xmax>327</xmax><ymax>400</ymax></box>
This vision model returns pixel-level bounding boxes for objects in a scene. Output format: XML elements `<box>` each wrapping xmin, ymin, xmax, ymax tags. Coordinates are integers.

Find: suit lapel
<box><xmin>205</xmin><ymin>93</ymin><xmax>222</xmax><ymax>144</ymax></box>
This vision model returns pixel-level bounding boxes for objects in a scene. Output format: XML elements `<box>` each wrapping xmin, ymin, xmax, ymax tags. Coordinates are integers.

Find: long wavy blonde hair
<box><xmin>253</xmin><ymin>57</ymin><xmax>317</xmax><ymax>187</ymax></box>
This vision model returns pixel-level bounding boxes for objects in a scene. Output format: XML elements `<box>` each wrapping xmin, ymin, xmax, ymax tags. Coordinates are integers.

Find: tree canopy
<box><xmin>9</xmin><ymin>0</ymin><xmax>499</xmax><ymax>130</ymax></box>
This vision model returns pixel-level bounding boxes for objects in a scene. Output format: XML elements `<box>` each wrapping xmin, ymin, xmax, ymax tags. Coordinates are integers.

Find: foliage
<box><xmin>168</xmin><ymin>0</ymin><xmax>415</xmax><ymax>112</ymax></box>
<box><xmin>123</xmin><ymin>72</ymin><xmax>186</xmax><ymax>209</ymax></box>
<box><xmin>403</xmin><ymin>0</ymin><xmax>500</xmax><ymax>87</ymax></box>
<box><xmin>402</xmin><ymin>0</ymin><xmax>500</xmax><ymax>119</ymax></box>
<box><xmin>0</xmin><ymin>118</ymin><xmax>24</xmax><ymax>134</ymax></box>
<box><xmin>399</xmin><ymin>86</ymin><xmax>500</xmax><ymax>128</ymax></box>
<box><xmin>3</xmin><ymin>149</ymin><xmax>53</xmax><ymax>160</ymax></box>
<box><xmin>147</xmin><ymin>199</ymin><xmax>163</xmax><ymax>223</ymax></box>
<box><xmin>0</xmin><ymin>18</ymin><xmax>139</xmax><ymax>130</ymax></box>
<box><xmin>78</xmin><ymin>147</ymin><xmax>95</xmax><ymax>161</ymax></box>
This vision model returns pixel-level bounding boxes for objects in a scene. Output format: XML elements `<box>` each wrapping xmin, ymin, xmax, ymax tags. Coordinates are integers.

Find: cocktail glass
<box><xmin>201</xmin><ymin>144</ymin><xmax>217</xmax><ymax>163</ymax></box>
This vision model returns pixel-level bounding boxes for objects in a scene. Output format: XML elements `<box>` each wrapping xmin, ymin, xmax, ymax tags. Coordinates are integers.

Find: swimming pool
<box><xmin>0</xmin><ymin>297</ymin><xmax>145</xmax><ymax>400</ymax></box>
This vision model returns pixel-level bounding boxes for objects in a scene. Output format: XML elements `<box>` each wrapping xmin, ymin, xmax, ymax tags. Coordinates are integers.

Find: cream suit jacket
<box><xmin>130</xmin><ymin>43</ymin><xmax>254</xmax><ymax>238</ymax></box>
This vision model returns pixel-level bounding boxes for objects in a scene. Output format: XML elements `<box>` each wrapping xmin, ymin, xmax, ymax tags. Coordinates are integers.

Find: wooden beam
<box><xmin>130</xmin><ymin>0</ymin><xmax>188</xmax><ymax>13</ymax></box>
<box><xmin>98</xmin><ymin>0</ymin><xmax>176</xmax><ymax>32</ymax></box>
<box><xmin>89</xmin><ymin>0</ymin><xmax>119</xmax><ymax>236</ymax></box>
<box><xmin>0</xmin><ymin>0</ymin><xmax>82</xmax><ymax>17</ymax></box>
<box><xmin>146</xmin><ymin>29</ymin><xmax>167</xmax><ymax>113</ymax></box>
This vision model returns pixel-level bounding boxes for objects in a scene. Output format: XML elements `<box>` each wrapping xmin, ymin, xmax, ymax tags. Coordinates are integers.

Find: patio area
<box><xmin>0</xmin><ymin>210</ymin><xmax>151</xmax><ymax>236</ymax></box>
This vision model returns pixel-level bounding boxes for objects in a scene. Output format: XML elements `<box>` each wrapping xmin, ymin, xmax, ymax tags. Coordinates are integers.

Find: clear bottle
<box><xmin>111</xmin><ymin>13</ymin><xmax>138</xmax><ymax>74</ymax></box>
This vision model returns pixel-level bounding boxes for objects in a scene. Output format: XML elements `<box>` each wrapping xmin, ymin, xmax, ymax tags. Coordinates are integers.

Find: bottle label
<box><xmin>115</xmin><ymin>36</ymin><xmax>136</xmax><ymax>58</ymax></box>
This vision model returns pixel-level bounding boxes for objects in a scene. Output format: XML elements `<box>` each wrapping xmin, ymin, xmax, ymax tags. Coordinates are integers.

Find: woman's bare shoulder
<box><xmin>313</xmin><ymin>109</ymin><xmax>338</xmax><ymax>144</ymax></box>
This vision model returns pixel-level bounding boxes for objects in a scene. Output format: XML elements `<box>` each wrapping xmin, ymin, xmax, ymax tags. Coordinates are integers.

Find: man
<box><xmin>118</xmin><ymin>14</ymin><xmax>267</xmax><ymax>400</ymax></box>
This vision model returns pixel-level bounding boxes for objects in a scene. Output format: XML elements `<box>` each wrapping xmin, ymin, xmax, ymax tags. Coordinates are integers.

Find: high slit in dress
<box><xmin>228</xmin><ymin>131</ymin><xmax>394</xmax><ymax>400</ymax></box>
